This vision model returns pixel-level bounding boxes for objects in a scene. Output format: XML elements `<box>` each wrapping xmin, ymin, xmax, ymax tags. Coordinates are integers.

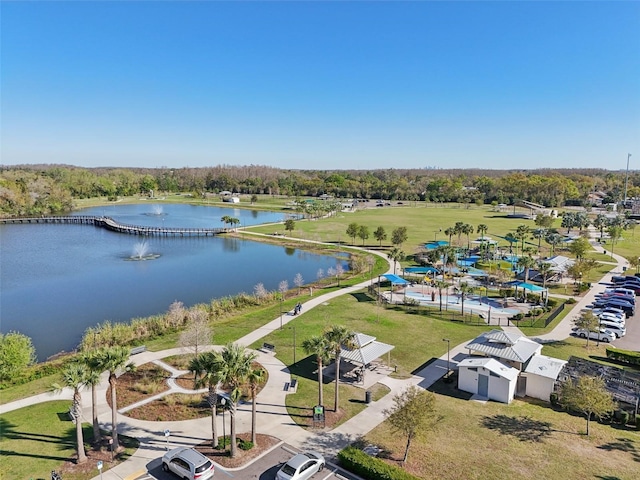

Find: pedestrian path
<box><xmin>2</xmin><ymin>228</ymin><xmax>630</xmax><ymax>480</ymax></box>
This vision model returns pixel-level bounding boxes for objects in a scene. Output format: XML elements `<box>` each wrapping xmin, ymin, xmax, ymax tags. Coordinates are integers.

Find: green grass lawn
<box><xmin>0</xmin><ymin>401</ymin><xmax>137</xmax><ymax>480</ymax></box>
<box><xmin>365</xmin><ymin>377</ymin><xmax>640</xmax><ymax>480</ymax></box>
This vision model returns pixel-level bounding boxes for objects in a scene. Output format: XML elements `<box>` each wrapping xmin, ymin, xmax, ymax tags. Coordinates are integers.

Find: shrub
<box><xmin>635</xmin><ymin>415</ymin><xmax>640</xmax><ymax>430</ymax></box>
<box><xmin>547</xmin><ymin>298</ymin><xmax>558</xmax><ymax>307</ymax></box>
<box><xmin>605</xmin><ymin>347</ymin><xmax>640</xmax><ymax>366</ymax></box>
<box><xmin>565</xmin><ymin>297</ymin><xmax>577</xmax><ymax>304</ymax></box>
<box><xmin>550</xmin><ymin>392</ymin><xmax>559</xmax><ymax>406</ymax></box>
<box><xmin>239</xmin><ymin>440</ymin><xmax>253</xmax><ymax>450</ymax></box>
<box><xmin>338</xmin><ymin>446</ymin><xmax>421</xmax><ymax>480</ymax></box>
<box><xmin>619</xmin><ymin>411</ymin><xmax>630</xmax><ymax>426</ymax></box>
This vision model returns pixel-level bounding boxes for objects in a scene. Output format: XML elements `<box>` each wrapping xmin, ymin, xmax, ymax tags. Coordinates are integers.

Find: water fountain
<box><xmin>127</xmin><ymin>241</ymin><xmax>160</xmax><ymax>261</ymax></box>
<box><xmin>144</xmin><ymin>205</ymin><xmax>166</xmax><ymax>216</ymax></box>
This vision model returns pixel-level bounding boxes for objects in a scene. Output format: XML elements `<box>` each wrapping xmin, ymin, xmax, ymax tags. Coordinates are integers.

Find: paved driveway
<box><xmin>133</xmin><ymin>444</ymin><xmax>356</xmax><ymax>480</ymax></box>
<box><xmin>612</xmin><ymin>308</ymin><xmax>640</xmax><ymax>350</ymax></box>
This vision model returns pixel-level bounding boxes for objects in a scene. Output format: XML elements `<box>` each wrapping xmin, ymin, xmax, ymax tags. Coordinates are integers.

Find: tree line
<box><xmin>2</xmin><ymin>164</ymin><xmax>639</xmax><ymax>217</ymax></box>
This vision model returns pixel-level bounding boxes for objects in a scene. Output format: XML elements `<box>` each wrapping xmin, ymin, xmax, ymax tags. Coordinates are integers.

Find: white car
<box><xmin>575</xmin><ymin>329</ymin><xmax>616</xmax><ymax>343</ymax></box>
<box><xmin>599</xmin><ymin>321</ymin><xmax>626</xmax><ymax>337</ymax></box>
<box><xmin>599</xmin><ymin>313</ymin><xmax>625</xmax><ymax>325</ymax></box>
<box><xmin>276</xmin><ymin>451</ymin><xmax>325</xmax><ymax>480</ymax></box>
<box><xmin>162</xmin><ymin>447</ymin><xmax>214</xmax><ymax>480</ymax></box>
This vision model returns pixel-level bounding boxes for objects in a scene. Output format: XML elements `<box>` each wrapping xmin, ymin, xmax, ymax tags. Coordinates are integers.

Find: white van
<box><xmin>599</xmin><ymin>321</ymin><xmax>626</xmax><ymax>337</ymax></box>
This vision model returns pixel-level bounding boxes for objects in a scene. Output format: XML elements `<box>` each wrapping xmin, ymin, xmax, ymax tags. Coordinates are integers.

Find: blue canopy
<box><xmin>424</xmin><ymin>240</ymin><xmax>449</xmax><ymax>250</ymax></box>
<box><xmin>404</xmin><ymin>267</ymin><xmax>439</xmax><ymax>274</ymax></box>
<box><xmin>383</xmin><ymin>274</ymin><xmax>410</xmax><ymax>285</ymax></box>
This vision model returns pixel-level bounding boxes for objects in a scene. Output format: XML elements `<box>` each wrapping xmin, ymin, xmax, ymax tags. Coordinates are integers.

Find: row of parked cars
<box><xmin>162</xmin><ymin>447</ymin><xmax>326</xmax><ymax>480</ymax></box>
<box><xmin>580</xmin><ymin>275</ymin><xmax>640</xmax><ymax>342</ymax></box>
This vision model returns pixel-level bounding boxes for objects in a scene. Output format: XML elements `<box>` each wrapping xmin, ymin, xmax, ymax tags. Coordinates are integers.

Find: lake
<box><xmin>0</xmin><ymin>203</ymin><xmax>346</xmax><ymax>360</ymax></box>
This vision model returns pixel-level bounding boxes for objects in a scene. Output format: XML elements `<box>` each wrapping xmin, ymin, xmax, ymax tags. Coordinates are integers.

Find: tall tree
<box><xmin>82</xmin><ymin>352</ymin><xmax>105</xmax><ymax>445</ymax></box>
<box><xmin>391</xmin><ymin>226</ymin><xmax>408</xmax><ymax>247</ymax></box>
<box><xmin>388</xmin><ymin>247</ymin><xmax>404</xmax><ymax>275</ymax></box>
<box><xmin>189</xmin><ymin>351</ymin><xmax>224</xmax><ymax>448</ymax></box>
<box><xmin>53</xmin><ymin>363</ymin><xmax>90</xmax><ymax>464</ymax></box>
<box><xmin>537</xmin><ymin>261</ymin><xmax>554</xmax><ymax>289</ymax></box>
<box><xmin>324</xmin><ymin>325</ymin><xmax>356</xmax><ymax>412</ymax></box>
<box><xmin>373</xmin><ymin>226</ymin><xmax>387</xmax><ymax>246</ymax></box>
<box><xmin>383</xmin><ymin>385</ymin><xmax>438</xmax><ymax>464</ymax></box>
<box><xmin>516</xmin><ymin>255</ymin><xmax>537</xmax><ymax>283</ymax></box>
<box><xmin>558</xmin><ymin>376</ymin><xmax>615</xmax><ymax>436</ymax></box>
<box><xmin>247</xmin><ymin>367</ymin><xmax>266</xmax><ymax>446</ymax></box>
<box><xmin>462</xmin><ymin>223</ymin><xmax>474</xmax><ymax>250</ymax></box>
<box><xmin>357</xmin><ymin>225</ymin><xmax>370</xmax><ymax>246</ymax></box>
<box><xmin>302</xmin><ymin>335</ymin><xmax>331</xmax><ymax>407</ymax></box>
<box><xmin>573</xmin><ymin>311</ymin><xmax>600</xmax><ymax>347</ymax></box>
<box><xmin>218</xmin><ymin>343</ymin><xmax>256</xmax><ymax>458</ymax></box>
<box><xmin>568</xmin><ymin>237</ymin><xmax>591</xmax><ymax>260</ymax></box>
<box><xmin>593</xmin><ymin>214</ymin><xmax>608</xmax><ymax>241</ymax></box>
<box><xmin>477</xmin><ymin>223</ymin><xmax>488</xmax><ymax>241</ymax></box>
<box><xmin>433</xmin><ymin>280</ymin><xmax>450</xmax><ymax>312</ymax></box>
<box><xmin>515</xmin><ymin>224</ymin><xmax>530</xmax><ymax>255</ymax></box>
<box><xmin>607</xmin><ymin>225</ymin><xmax>623</xmax><ymax>257</ymax></box>
<box><xmin>93</xmin><ymin>346</ymin><xmax>135</xmax><ymax>450</ymax></box>
<box><xmin>179</xmin><ymin>307</ymin><xmax>212</xmax><ymax>359</ymax></box>
<box><xmin>457</xmin><ymin>282</ymin><xmax>475</xmax><ymax>315</ymax></box>
<box><xmin>284</xmin><ymin>219</ymin><xmax>296</xmax><ymax>234</ymax></box>
<box><xmin>346</xmin><ymin>222</ymin><xmax>359</xmax><ymax>244</ymax></box>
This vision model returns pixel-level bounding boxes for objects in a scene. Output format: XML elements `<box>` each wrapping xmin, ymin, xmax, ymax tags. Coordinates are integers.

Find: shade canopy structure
<box><xmin>340</xmin><ymin>333</ymin><xmax>395</xmax><ymax>366</ymax></box>
<box><xmin>382</xmin><ymin>274</ymin><xmax>409</xmax><ymax>285</ymax></box>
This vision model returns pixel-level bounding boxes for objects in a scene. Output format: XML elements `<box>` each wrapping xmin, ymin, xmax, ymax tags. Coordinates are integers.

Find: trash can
<box><xmin>365</xmin><ymin>390</ymin><xmax>372</xmax><ymax>404</ymax></box>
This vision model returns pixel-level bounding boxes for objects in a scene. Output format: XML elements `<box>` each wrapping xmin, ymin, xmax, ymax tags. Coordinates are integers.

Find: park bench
<box><xmin>130</xmin><ymin>345</ymin><xmax>147</xmax><ymax>355</ymax></box>
<box><xmin>261</xmin><ymin>342</ymin><xmax>276</xmax><ymax>354</ymax></box>
<box><xmin>289</xmin><ymin>378</ymin><xmax>297</xmax><ymax>390</ymax></box>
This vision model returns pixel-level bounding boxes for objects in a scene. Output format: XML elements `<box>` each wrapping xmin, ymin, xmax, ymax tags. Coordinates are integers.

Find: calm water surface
<box><xmin>0</xmin><ymin>204</ymin><xmax>345</xmax><ymax>359</ymax></box>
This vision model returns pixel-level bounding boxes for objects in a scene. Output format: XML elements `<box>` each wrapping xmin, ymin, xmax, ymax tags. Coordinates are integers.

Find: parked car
<box><xmin>162</xmin><ymin>447</ymin><xmax>215</xmax><ymax>480</ymax></box>
<box><xmin>598</xmin><ymin>313</ymin><xmax>625</xmax><ymax>325</ymax></box>
<box><xmin>594</xmin><ymin>307</ymin><xmax>626</xmax><ymax>318</ymax></box>
<box><xmin>618</xmin><ymin>283</ymin><xmax>640</xmax><ymax>294</ymax></box>
<box><xmin>575</xmin><ymin>329</ymin><xmax>616</xmax><ymax>343</ymax></box>
<box><xmin>599</xmin><ymin>321</ymin><xmax>626</xmax><ymax>337</ymax></box>
<box><xmin>276</xmin><ymin>451</ymin><xmax>325</xmax><ymax>480</ymax></box>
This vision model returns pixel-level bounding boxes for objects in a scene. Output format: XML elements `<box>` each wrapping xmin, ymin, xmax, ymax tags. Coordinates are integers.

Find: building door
<box><xmin>478</xmin><ymin>374</ymin><xmax>489</xmax><ymax>397</ymax></box>
<box><xmin>516</xmin><ymin>376</ymin><xmax>527</xmax><ymax>397</ymax></box>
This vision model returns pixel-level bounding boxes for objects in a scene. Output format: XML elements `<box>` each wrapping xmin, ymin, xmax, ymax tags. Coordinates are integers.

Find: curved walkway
<box><xmin>1</xmin><ymin>229</ymin><xmax>631</xmax><ymax>480</ymax></box>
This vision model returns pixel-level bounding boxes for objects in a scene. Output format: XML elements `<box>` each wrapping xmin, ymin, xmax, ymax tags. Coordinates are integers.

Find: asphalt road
<box><xmin>134</xmin><ymin>444</ymin><xmax>356</xmax><ymax>480</ymax></box>
<box><xmin>612</xmin><ymin>308</ymin><xmax>640</xmax><ymax>350</ymax></box>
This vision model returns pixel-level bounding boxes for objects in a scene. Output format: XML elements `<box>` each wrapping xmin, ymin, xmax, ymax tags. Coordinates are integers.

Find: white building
<box><xmin>522</xmin><ymin>355</ymin><xmax>567</xmax><ymax>401</ymax></box>
<box><xmin>458</xmin><ymin>357</ymin><xmax>520</xmax><ymax>404</ymax></box>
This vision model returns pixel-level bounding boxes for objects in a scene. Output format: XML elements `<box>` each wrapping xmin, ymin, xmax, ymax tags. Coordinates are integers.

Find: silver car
<box><xmin>162</xmin><ymin>447</ymin><xmax>215</xmax><ymax>480</ymax></box>
<box><xmin>276</xmin><ymin>451</ymin><xmax>325</xmax><ymax>480</ymax></box>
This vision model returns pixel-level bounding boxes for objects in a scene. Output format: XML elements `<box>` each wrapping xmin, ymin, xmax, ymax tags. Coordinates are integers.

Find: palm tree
<box><xmin>515</xmin><ymin>224</ymin><xmax>530</xmax><ymax>256</ymax></box>
<box><xmin>220</xmin><ymin>215</ymin><xmax>232</xmax><ymax>230</ymax></box>
<box><xmin>93</xmin><ymin>346</ymin><xmax>135</xmax><ymax>451</ymax></box>
<box><xmin>532</xmin><ymin>228</ymin><xmax>547</xmax><ymax>254</ymax></box>
<box><xmin>433</xmin><ymin>280</ymin><xmax>450</xmax><ymax>312</ymax></box>
<box><xmin>81</xmin><ymin>352</ymin><xmax>104</xmax><ymax>445</ymax></box>
<box><xmin>444</xmin><ymin>227</ymin><xmax>454</xmax><ymax>245</ymax></box>
<box><xmin>504</xmin><ymin>233</ymin><xmax>518</xmax><ymax>255</ymax></box>
<box><xmin>545</xmin><ymin>232</ymin><xmax>562</xmax><ymax>255</ymax></box>
<box><xmin>229</xmin><ymin>217</ymin><xmax>240</xmax><ymax>231</ymax></box>
<box><xmin>246</xmin><ymin>367</ymin><xmax>266</xmax><ymax>446</ymax></box>
<box><xmin>218</xmin><ymin>343</ymin><xmax>256</xmax><ymax>458</ymax></box>
<box><xmin>189</xmin><ymin>351</ymin><xmax>224</xmax><ymax>449</ymax></box>
<box><xmin>477</xmin><ymin>224</ymin><xmax>488</xmax><ymax>241</ymax></box>
<box><xmin>324</xmin><ymin>325</ymin><xmax>356</xmax><ymax>412</ymax></box>
<box><xmin>517</xmin><ymin>255</ymin><xmax>537</xmax><ymax>283</ymax></box>
<box><xmin>537</xmin><ymin>261</ymin><xmax>554</xmax><ymax>288</ymax></box>
<box><xmin>458</xmin><ymin>282</ymin><xmax>475</xmax><ymax>315</ymax></box>
<box><xmin>53</xmin><ymin>362</ymin><xmax>89</xmax><ymax>464</ymax></box>
<box><xmin>462</xmin><ymin>223</ymin><xmax>474</xmax><ymax>251</ymax></box>
<box><xmin>388</xmin><ymin>247</ymin><xmax>404</xmax><ymax>275</ymax></box>
<box><xmin>302</xmin><ymin>335</ymin><xmax>331</xmax><ymax>407</ymax></box>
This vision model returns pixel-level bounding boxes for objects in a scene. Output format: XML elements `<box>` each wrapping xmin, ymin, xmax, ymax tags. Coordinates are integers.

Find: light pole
<box><xmin>434</xmin><ymin>229</ymin><xmax>441</xmax><ymax>241</ymax></box>
<box><xmin>442</xmin><ymin>338</ymin><xmax>451</xmax><ymax>376</ymax></box>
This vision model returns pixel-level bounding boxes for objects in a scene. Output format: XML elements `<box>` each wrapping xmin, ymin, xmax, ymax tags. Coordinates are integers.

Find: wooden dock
<box><xmin>0</xmin><ymin>216</ymin><xmax>226</xmax><ymax>237</ymax></box>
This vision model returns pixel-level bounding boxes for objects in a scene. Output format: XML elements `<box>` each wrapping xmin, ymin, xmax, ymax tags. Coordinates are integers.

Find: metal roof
<box><xmin>341</xmin><ymin>333</ymin><xmax>394</xmax><ymax>366</ymax></box>
<box><xmin>458</xmin><ymin>357</ymin><xmax>520</xmax><ymax>381</ymax></box>
<box><xmin>524</xmin><ymin>355</ymin><xmax>567</xmax><ymax>380</ymax></box>
<box><xmin>466</xmin><ymin>330</ymin><xmax>542</xmax><ymax>363</ymax></box>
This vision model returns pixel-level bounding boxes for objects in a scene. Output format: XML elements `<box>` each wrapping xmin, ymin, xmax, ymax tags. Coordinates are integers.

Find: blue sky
<box><xmin>1</xmin><ymin>1</ymin><xmax>639</xmax><ymax>170</ymax></box>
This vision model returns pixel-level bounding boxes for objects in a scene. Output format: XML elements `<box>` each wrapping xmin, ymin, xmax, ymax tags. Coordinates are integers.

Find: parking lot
<box><xmin>133</xmin><ymin>443</ymin><xmax>356</xmax><ymax>480</ymax></box>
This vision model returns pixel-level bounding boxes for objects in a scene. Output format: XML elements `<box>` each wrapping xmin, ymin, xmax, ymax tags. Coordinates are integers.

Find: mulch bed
<box><xmin>195</xmin><ymin>433</ymin><xmax>281</xmax><ymax>469</ymax></box>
